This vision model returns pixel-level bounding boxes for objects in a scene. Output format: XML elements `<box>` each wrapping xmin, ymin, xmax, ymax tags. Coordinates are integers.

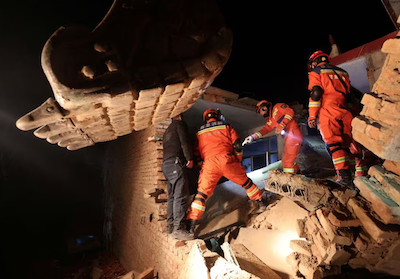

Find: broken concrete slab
<box><xmin>263</xmin><ymin>171</ymin><xmax>332</xmax><ymax>211</ymax></box>
<box><xmin>231</xmin><ymin>244</ymin><xmax>281</xmax><ymax>279</ymax></box>
<box><xmin>235</xmin><ymin>228</ymin><xmax>302</xmax><ymax>279</ymax></box>
<box><xmin>263</xmin><ymin>197</ymin><xmax>308</xmax><ymax>232</ymax></box>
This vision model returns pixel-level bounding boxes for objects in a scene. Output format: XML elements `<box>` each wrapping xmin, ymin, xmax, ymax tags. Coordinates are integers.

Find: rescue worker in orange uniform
<box><xmin>307</xmin><ymin>50</ymin><xmax>366</xmax><ymax>185</ymax></box>
<box><xmin>243</xmin><ymin>100</ymin><xmax>303</xmax><ymax>174</ymax></box>
<box><xmin>186</xmin><ymin>109</ymin><xmax>263</xmax><ymax>230</ymax></box>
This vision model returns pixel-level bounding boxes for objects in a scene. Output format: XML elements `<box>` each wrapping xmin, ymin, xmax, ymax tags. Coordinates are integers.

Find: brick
<box><xmin>290</xmin><ymin>240</ymin><xmax>312</xmax><ymax>257</ymax></box>
<box><xmin>354</xmin><ymin>176</ymin><xmax>400</xmax><ymax>225</ymax></box>
<box><xmin>351</xmin><ymin>117</ymin><xmax>368</xmax><ymax>134</ymax></box>
<box><xmin>316</xmin><ymin>209</ymin><xmax>352</xmax><ymax>246</ymax></box>
<box><xmin>368</xmin><ymin>165</ymin><xmax>400</xmax><ymax>206</ymax></box>
<box><xmin>383</xmin><ymin>160</ymin><xmax>400</xmax><ymax>177</ymax></box>
<box><xmin>361</xmin><ymin>93</ymin><xmax>382</xmax><ymax>108</ymax></box>
<box><xmin>382</xmin><ymin>38</ymin><xmax>400</xmax><ymax>54</ymax></box>
<box><xmin>296</xmin><ymin>218</ymin><xmax>307</xmax><ymax>238</ymax></box>
<box><xmin>348</xmin><ymin>257</ymin><xmax>368</xmax><ymax>269</ymax></box>
<box><xmin>348</xmin><ymin>198</ymin><xmax>399</xmax><ymax>244</ymax></box>
<box><xmin>372</xmin><ymin>238</ymin><xmax>400</xmax><ymax>276</ymax></box>
<box><xmin>298</xmin><ymin>255</ymin><xmax>322</xmax><ymax>279</ymax></box>
<box><xmin>324</xmin><ymin>244</ymin><xmax>351</xmax><ymax>265</ymax></box>
<box><xmin>328</xmin><ymin>206</ymin><xmax>361</xmax><ymax>228</ymax></box>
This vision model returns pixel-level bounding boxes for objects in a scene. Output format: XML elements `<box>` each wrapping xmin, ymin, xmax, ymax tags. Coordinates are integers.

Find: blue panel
<box><xmin>242</xmin><ymin>157</ymin><xmax>252</xmax><ymax>173</ymax></box>
<box><xmin>243</xmin><ymin>138</ymin><xmax>269</xmax><ymax>157</ymax></box>
<box><xmin>269</xmin><ymin>136</ymin><xmax>278</xmax><ymax>153</ymax></box>
<box><xmin>270</xmin><ymin>153</ymin><xmax>278</xmax><ymax>164</ymax></box>
<box><xmin>339</xmin><ymin>58</ymin><xmax>370</xmax><ymax>93</ymax></box>
<box><xmin>253</xmin><ymin>154</ymin><xmax>266</xmax><ymax>170</ymax></box>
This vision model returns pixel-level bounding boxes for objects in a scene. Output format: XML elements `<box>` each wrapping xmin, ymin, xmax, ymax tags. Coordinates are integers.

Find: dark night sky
<box><xmin>0</xmin><ymin>0</ymin><xmax>396</xmax><ymax>277</ymax></box>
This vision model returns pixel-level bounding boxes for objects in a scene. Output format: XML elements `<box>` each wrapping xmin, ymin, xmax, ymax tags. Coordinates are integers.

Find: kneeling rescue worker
<box><xmin>243</xmin><ymin>100</ymin><xmax>303</xmax><ymax>174</ymax></box>
<box><xmin>186</xmin><ymin>109</ymin><xmax>263</xmax><ymax>234</ymax></box>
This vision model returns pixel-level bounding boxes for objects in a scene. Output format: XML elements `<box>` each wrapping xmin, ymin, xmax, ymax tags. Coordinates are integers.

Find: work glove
<box><xmin>308</xmin><ymin>116</ymin><xmax>317</xmax><ymax>128</ymax></box>
<box><xmin>186</xmin><ymin>160</ymin><xmax>193</xmax><ymax>169</ymax></box>
<box><xmin>242</xmin><ymin>135</ymin><xmax>254</xmax><ymax>146</ymax></box>
<box><xmin>275</xmin><ymin>124</ymin><xmax>285</xmax><ymax>135</ymax></box>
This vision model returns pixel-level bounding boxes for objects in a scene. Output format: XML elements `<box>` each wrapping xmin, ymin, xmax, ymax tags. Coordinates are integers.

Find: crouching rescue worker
<box><xmin>243</xmin><ymin>100</ymin><xmax>303</xmax><ymax>174</ymax></box>
<box><xmin>307</xmin><ymin>50</ymin><xmax>366</xmax><ymax>187</ymax></box>
<box><xmin>186</xmin><ymin>109</ymin><xmax>263</xmax><ymax>234</ymax></box>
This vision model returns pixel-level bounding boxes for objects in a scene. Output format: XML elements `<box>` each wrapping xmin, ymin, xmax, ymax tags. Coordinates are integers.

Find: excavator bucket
<box><xmin>16</xmin><ymin>0</ymin><xmax>232</xmax><ymax>150</ymax></box>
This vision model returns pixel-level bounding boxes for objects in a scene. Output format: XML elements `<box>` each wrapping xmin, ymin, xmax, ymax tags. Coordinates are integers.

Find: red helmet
<box><xmin>203</xmin><ymin>109</ymin><xmax>220</xmax><ymax>122</ymax></box>
<box><xmin>256</xmin><ymin>100</ymin><xmax>271</xmax><ymax>115</ymax></box>
<box><xmin>308</xmin><ymin>50</ymin><xmax>330</xmax><ymax>71</ymax></box>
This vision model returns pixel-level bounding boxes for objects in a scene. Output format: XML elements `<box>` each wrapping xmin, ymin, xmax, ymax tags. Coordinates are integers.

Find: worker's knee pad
<box><xmin>326</xmin><ymin>142</ymin><xmax>344</xmax><ymax>155</ymax></box>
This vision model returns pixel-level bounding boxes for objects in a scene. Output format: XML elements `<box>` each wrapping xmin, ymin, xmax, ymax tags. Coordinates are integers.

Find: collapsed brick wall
<box><xmin>285</xmin><ymin>32</ymin><xmax>400</xmax><ymax>279</ymax></box>
<box><xmin>103</xmin><ymin>121</ymin><xmax>193</xmax><ymax>279</ymax></box>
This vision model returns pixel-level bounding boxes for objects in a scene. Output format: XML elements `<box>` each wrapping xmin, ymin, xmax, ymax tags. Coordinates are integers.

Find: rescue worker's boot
<box><xmin>166</xmin><ymin>223</ymin><xmax>173</xmax><ymax>234</ymax></box>
<box><xmin>172</xmin><ymin>224</ymin><xmax>194</xmax><ymax>241</ymax></box>
<box><xmin>188</xmin><ymin>219</ymin><xmax>197</xmax><ymax>236</ymax></box>
<box><xmin>336</xmin><ymin>169</ymin><xmax>355</xmax><ymax>190</ymax></box>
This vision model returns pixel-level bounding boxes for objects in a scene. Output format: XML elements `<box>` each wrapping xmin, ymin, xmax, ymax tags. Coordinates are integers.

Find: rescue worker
<box><xmin>243</xmin><ymin>100</ymin><xmax>303</xmax><ymax>174</ymax></box>
<box><xmin>306</xmin><ymin>50</ymin><xmax>366</xmax><ymax>186</ymax></box>
<box><xmin>186</xmin><ymin>109</ymin><xmax>263</xmax><ymax>232</ymax></box>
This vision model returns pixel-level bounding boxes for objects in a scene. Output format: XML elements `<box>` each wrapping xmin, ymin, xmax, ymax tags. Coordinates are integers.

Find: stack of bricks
<box><xmin>287</xmin><ymin>167</ymin><xmax>400</xmax><ymax>278</ymax></box>
<box><xmin>352</xmin><ymin>34</ymin><xmax>400</xmax><ymax>161</ymax></box>
<box><xmin>103</xmin><ymin>119</ymin><xmax>196</xmax><ymax>279</ymax></box>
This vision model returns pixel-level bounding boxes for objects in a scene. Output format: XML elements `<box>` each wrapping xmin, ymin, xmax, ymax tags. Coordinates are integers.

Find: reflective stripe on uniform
<box><xmin>283</xmin><ymin>168</ymin><xmax>295</xmax><ymax>173</ymax></box>
<box><xmin>191</xmin><ymin>202</ymin><xmax>205</xmax><ymax>212</ymax></box>
<box><xmin>356</xmin><ymin>166</ymin><xmax>368</xmax><ymax>172</ymax></box>
<box><xmin>197</xmin><ymin>125</ymin><xmax>225</xmax><ymax>136</ymax></box>
<box><xmin>309</xmin><ymin>101</ymin><xmax>321</xmax><ymax>107</ymax></box>
<box><xmin>284</xmin><ymin>115</ymin><xmax>293</xmax><ymax>121</ymax></box>
<box><xmin>333</xmin><ymin>156</ymin><xmax>348</xmax><ymax>165</ymax></box>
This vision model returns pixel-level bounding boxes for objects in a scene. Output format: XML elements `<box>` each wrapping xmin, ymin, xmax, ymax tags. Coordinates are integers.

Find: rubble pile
<box><xmin>179</xmin><ymin>241</ymin><xmax>281</xmax><ymax>279</ymax></box>
<box><xmin>281</xmin><ymin>166</ymin><xmax>400</xmax><ymax>279</ymax></box>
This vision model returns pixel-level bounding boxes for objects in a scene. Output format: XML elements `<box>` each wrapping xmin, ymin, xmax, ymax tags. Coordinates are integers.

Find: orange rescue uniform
<box><xmin>308</xmin><ymin>63</ymin><xmax>365</xmax><ymax>175</ymax></box>
<box><xmin>252</xmin><ymin>103</ymin><xmax>303</xmax><ymax>173</ymax></box>
<box><xmin>187</xmin><ymin>120</ymin><xmax>262</xmax><ymax>221</ymax></box>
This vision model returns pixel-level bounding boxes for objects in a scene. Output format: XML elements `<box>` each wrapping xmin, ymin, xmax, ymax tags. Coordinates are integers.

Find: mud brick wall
<box><xmin>352</xmin><ymin>34</ymin><xmax>400</xmax><ymax>161</ymax></box>
<box><xmin>103</xmin><ymin>120</ymin><xmax>194</xmax><ymax>279</ymax></box>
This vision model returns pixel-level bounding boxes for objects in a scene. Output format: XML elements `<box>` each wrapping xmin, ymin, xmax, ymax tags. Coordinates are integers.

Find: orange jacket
<box><xmin>308</xmin><ymin>63</ymin><xmax>350</xmax><ymax>118</ymax></box>
<box><xmin>196</xmin><ymin>120</ymin><xmax>242</xmax><ymax>161</ymax></box>
<box><xmin>252</xmin><ymin>103</ymin><xmax>298</xmax><ymax>139</ymax></box>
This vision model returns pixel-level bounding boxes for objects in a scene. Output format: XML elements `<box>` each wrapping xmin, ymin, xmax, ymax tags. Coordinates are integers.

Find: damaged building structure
<box><xmin>14</xmin><ymin>0</ymin><xmax>400</xmax><ymax>278</ymax></box>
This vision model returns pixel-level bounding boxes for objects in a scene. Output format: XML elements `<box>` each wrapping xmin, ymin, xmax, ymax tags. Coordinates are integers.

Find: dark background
<box><xmin>0</xmin><ymin>0</ymin><xmax>395</xmax><ymax>277</ymax></box>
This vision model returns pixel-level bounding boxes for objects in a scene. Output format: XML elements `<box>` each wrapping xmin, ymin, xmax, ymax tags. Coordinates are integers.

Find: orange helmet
<box><xmin>308</xmin><ymin>50</ymin><xmax>330</xmax><ymax>71</ymax></box>
<box><xmin>256</xmin><ymin>100</ymin><xmax>271</xmax><ymax>115</ymax></box>
<box><xmin>203</xmin><ymin>109</ymin><xmax>221</xmax><ymax>122</ymax></box>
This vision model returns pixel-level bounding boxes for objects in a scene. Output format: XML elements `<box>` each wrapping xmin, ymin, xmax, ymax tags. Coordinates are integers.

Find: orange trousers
<box><xmin>282</xmin><ymin>127</ymin><xmax>303</xmax><ymax>173</ymax></box>
<box><xmin>187</xmin><ymin>154</ymin><xmax>262</xmax><ymax>221</ymax></box>
<box><xmin>318</xmin><ymin>107</ymin><xmax>365</xmax><ymax>173</ymax></box>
